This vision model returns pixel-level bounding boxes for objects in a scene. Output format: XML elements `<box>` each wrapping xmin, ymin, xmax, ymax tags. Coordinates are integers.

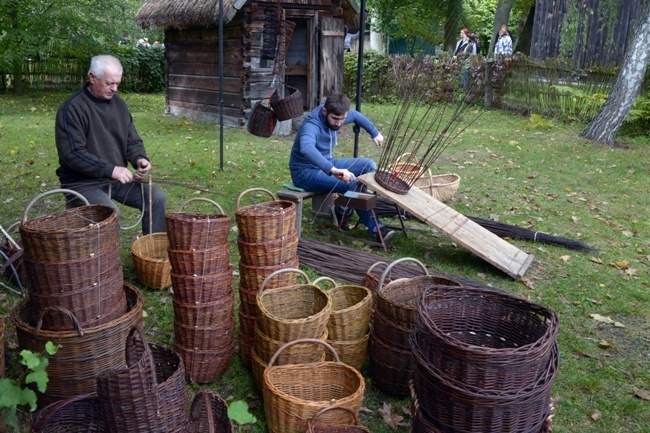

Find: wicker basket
<box><xmin>239</xmin><ymin>283</ymin><xmax>259</xmax><ymax>316</ymax></box>
<box><xmin>254</xmin><ymin>324</ymin><xmax>328</xmax><ymax>364</ymax></box>
<box><xmin>325</xmin><ymin>284</ymin><xmax>372</xmax><ymax>341</ymax></box>
<box><xmin>173</xmin><ymin>297</ymin><xmax>235</xmax><ymax>328</ymax></box>
<box><xmin>374</xmin><ymin>168</ymin><xmax>412</xmax><ymax>195</ymax></box>
<box><xmin>256</xmin><ymin>269</ymin><xmax>332</xmax><ymax>341</ymax></box>
<box><xmin>173</xmin><ymin>341</ymin><xmax>234</xmax><ymax>384</ymax></box>
<box><xmin>270</xmin><ymin>84</ymin><xmax>303</xmax><ymax>121</ymax></box>
<box><xmin>239</xmin><ymin>257</ymin><xmax>299</xmax><ymax>291</ymax></box>
<box><xmin>238</xmin><ymin>303</ymin><xmax>258</xmax><ymax>336</ymax></box>
<box><xmin>12</xmin><ymin>283</ymin><xmax>144</xmax><ymax>404</ymax></box>
<box><xmin>237</xmin><ymin>232</ymin><xmax>299</xmax><ymax>267</ymax></box>
<box><xmin>166</xmin><ymin>198</ymin><xmax>231</xmax><ymax>250</ymax></box>
<box><xmin>168</xmin><ymin>244</ymin><xmax>230</xmax><ymax>275</ymax></box>
<box><xmin>247</xmin><ymin>100</ymin><xmax>277</xmax><ymax>138</ymax></box>
<box><xmin>235</xmin><ymin>188</ymin><xmax>296</xmax><ymax>243</ymax></box>
<box><xmin>325</xmin><ymin>334</ymin><xmax>369</xmax><ymax>371</ymax></box>
<box><xmin>413</xmin><ymin>171</ymin><xmax>460</xmax><ymax>202</ymax></box>
<box><xmin>307</xmin><ymin>406</ymin><xmax>372</xmax><ymax>433</ymax></box>
<box><xmin>189</xmin><ymin>390</ymin><xmax>234</xmax><ymax>433</ymax></box>
<box><xmin>414</xmin><ymin>285</ymin><xmax>559</xmax><ymax>392</ymax></box>
<box><xmin>0</xmin><ymin>221</ymin><xmax>28</xmax><ymax>285</ymax></box>
<box><xmin>31</xmin><ymin>394</ymin><xmax>106</xmax><ymax>433</ymax></box>
<box><xmin>376</xmin><ymin>257</ymin><xmax>461</xmax><ymax>326</ymax></box>
<box><xmin>19</xmin><ymin>189</ymin><xmax>118</xmax><ymax>262</ymax></box>
<box><xmin>170</xmin><ymin>267</ymin><xmax>233</xmax><ymax>304</ymax></box>
<box><xmin>174</xmin><ymin>316</ymin><xmax>236</xmax><ymax>351</ymax></box>
<box><xmin>387</xmin><ymin>153</ymin><xmax>425</xmax><ymax>182</ymax></box>
<box><xmin>131</xmin><ymin>233</ymin><xmax>172</xmax><ymax>289</ymax></box>
<box><xmin>371</xmin><ymin>307</ymin><xmax>413</xmax><ymax>349</ymax></box>
<box><xmin>361</xmin><ymin>261</ymin><xmax>391</xmax><ymax>294</ymax></box>
<box><xmin>368</xmin><ymin>332</ymin><xmax>414</xmax><ymax>397</ymax></box>
<box><xmin>263</xmin><ymin>339</ymin><xmax>365</xmax><ymax>433</ymax></box>
<box><xmin>239</xmin><ymin>327</ymin><xmax>255</xmax><ymax>368</ymax></box>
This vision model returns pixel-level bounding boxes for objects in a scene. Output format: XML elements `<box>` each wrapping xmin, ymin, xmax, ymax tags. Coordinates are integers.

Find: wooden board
<box><xmin>359</xmin><ymin>172</ymin><xmax>534</xmax><ymax>279</ymax></box>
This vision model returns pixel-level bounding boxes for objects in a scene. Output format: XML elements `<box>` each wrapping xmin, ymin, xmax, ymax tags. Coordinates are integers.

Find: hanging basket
<box><xmin>413</xmin><ymin>171</ymin><xmax>461</xmax><ymax>202</ymax></box>
<box><xmin>263</xmin><ymin>339</ymin><xmax>365</xmax><ymax>433</ymax></box>
<box><xmin>166</xmin><ymin>198</ymin><xmax>231</xmax><ymax>250</ymax></box>
<box><xmin>235</xmin><ymin>188</ymin><xmax>296</xmax><ymax>243</ymax></box>
<box><xmin>270</xmin><ymin>84</ymin><xmax>303</xmax><ymax>121</ymax></box>
<box><xmin>247</xmin><ymin>100</ymin><xmax>277</xmax><ymax>138</ymax></box>
<box><xmin>256</xmin><ymin>269</ymin><xmax>332</xmax><ymax>341</ymax></box>
<box><xmin>307</xmin><ymin>406</ymin><xmax>372</xmax><ymax>433</ymax></box>
<box><xmin>131</xmin><ymin>233</ymin><xmax>172</xmax><ymax>289</ymax></box>
<box><xmin>189</xmin><ymin>390</ymin><xmax>234</xmax><ymax>433</ymax></box>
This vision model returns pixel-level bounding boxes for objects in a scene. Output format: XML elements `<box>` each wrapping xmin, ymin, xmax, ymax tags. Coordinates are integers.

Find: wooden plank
<box><xmin>359</xmin><ymin>172</ymin><xmax>534</xmax><ymax>279</ymax></box>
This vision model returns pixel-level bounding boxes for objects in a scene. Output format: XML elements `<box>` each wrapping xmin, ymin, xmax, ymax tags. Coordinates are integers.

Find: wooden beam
<box><xmin>359</xmin><ymin>172</ymin><xmax>534</xmax><ymax>279</ymax></box>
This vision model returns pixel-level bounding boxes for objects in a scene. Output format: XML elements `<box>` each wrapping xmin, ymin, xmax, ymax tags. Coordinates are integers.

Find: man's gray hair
<box><xmin>88</xmin><ymin>55</ymin><xmax>123</xmax><ymax>78</ymax></box>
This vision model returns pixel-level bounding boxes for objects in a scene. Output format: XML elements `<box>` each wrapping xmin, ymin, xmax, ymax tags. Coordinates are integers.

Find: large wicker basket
<box><xmin>235</xmin><ymin>188</ymin><xmax>296</xmax><ymax>243</ymax></box>
<box><xmin>166</xmin><ymin>198</ymin><xmax>231</xmax><ymax>250</ymax></box>
<box><xmin>324</xmin><ymin>283</ymin><xmax>372</xmax><ymax>341</ymax></box>
<box><xmin>247</xmin><ymin>100</ymin><xmax>276</xmax><ymax>138</ymax></box>
<box><xmin>263</xmin><ymin>339</ymin><xmax>365</xmax><ymax>433</ymax></box>
<box><xmin>131</xmin><ymin>233</ymin><xmax>172</xmax><ymax>289</ymax></box>
<box><xmin>270</xmin><ymin>83</ymin><xmax>303</xmax><ymax>121</ymax></box>
<box><xmin>413</xmin><ymin>171</ymin><xmax>460</xmax><ymax>202</ymax></box>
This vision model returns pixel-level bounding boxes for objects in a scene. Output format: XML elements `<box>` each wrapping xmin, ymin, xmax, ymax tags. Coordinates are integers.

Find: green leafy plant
<box><xmin>227</xmin><ymin>400</ymin><xmax>257</xmax><ymax>425</ymax></box>
<box><xmin>523</xmin><ymin>113</ymin><xmax>553</xmax><ymax>130</ymax></box>
<box><xmin>0</xmin><ymin>342</ymin><xmax>61</xmax><ymax>430</ymax></box>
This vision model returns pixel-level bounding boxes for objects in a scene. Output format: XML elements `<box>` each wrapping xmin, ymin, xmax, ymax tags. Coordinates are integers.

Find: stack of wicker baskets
<box><xmin>250</xmin><ymin>269</ymin><xmax>331</xmax><ymax>391</ymax></box>
<box><xmin>166</xmin><ymin>198</ymin><xmax>234</xmax><ymax>384</ymax></box>
<box><xmin>410</xmin><ymin>284</ymin><xmax>559</xmax><ymax>433</ymax></box>
<box><xmin>235</xmin><ymin>188</ymin><xmax>298</xmax><ymax>366</ymax></box>
<box><xmin>369</xmin><ymin>258</ymin><xmax>460</xmax><ymax>396</ymax></box>
<box><xmin>320</xmin><ymin>279</ymin><xmax>372</xmax><ymax>371</ymax></box>
<box><xmin>11</xmin><ymin>189</ymin><xmax>144</xmax><ymax>404</ymax></box>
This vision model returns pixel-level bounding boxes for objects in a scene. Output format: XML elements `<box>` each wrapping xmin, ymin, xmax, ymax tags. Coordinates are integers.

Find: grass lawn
<box><xmin>1</xmin><ymin>90</ymin><xmax>649</xmax><ymax>432</ymax></box>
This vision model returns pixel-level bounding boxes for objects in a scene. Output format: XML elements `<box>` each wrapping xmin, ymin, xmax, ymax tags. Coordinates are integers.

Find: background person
<box><xmin>289</xmin><ymin>94</ymin><xmax>395</xmax><ymax>243</ymax></box>
<box><xmin>54</xmin><ymin>54</ymin><xmax>166</xmax><ymax>234</ymax></box>
<box><xmin>453</xmin><ymin>28</ymin><xmax>477</xmax><ymax>59</ymax></box>
<box><xmin>495</xmin><ymin>24</ymin><xmax>513</xmax><ymax>57</ymax></box>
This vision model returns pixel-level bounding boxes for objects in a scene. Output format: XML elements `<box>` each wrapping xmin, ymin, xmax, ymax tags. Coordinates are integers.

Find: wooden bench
<box><xmin>276</xmin><ymin>189</ymin><xmax>334</xmax><ymax>236</ymax></box>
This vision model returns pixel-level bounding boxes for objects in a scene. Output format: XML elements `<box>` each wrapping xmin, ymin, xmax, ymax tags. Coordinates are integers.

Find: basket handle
<box><xmin>22</xmin><ymin>189</ymin><xmax>90</xmax><ymax>223</ymax></box>
<box><xmin>310</xmin><ymin>405</ymin><xmax>361</xmax><ymax>427</ymax></box>
<box><xmin>258</xmin><ymin>267</ymin><xmax>310</xmax><ymax>296</ymax></box>
<box><xmin>30</xmin><ymin>394</ymin><xmax>98</xmax><ymax>432</ymax></box>
<box><xmin>394</xmin><ymin>152</ymin><xmax>420</xmax><ymax>165</ymax></box>
<box><xmin>366</xmin><ymin>261</ymin><xmax>389</xmax><ymax>276</ymax></box>
<box><xmin>177</xmin><ymin>197</ymin><xmax>226</xmax><ymax>215</ymax></box>
<box><xmin>313</xmin><ymin>276</ymin><xmax>337</xmax><ymax>290</ymax></box>
<box><xmin>267</xmin><ymin>338</ymin><xmax>339</xmax><ymax>369</ymax></box>
<box><xmin>377</xmin><ymin>257</ymin><xmax>429</xmax><ymax>293</ymax></box>
<box><xmin>35</xmin><ymin>306</ymin><xmax>84</xmax><ymax>337</ymax></box>
<box><xmin>124</xmin><ymin>327</ymin><xmax>154</xmax><ymax>370</ymax></box>
<box><xmin>0</xmin><ymin>221</ymin><xmax>22</xmax><ymax>250</ymax></box>
<box><xmin>236</xmin><ymin>188</ymin><xmax>276</xmax><ymax>210</ymax></box>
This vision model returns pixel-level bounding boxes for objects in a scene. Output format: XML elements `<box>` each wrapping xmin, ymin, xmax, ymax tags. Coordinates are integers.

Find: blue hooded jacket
<box><xmin>289</xmin><ymin>104</ymin><xmax>379</xmax><ymax>177</ymax></box>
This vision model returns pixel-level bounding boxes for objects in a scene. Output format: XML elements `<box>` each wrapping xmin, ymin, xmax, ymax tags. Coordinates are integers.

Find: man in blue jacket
<box><xmin>289</xmin><ymin>94</ymin><xmax>394</xmax><ymax>243</ymax></box>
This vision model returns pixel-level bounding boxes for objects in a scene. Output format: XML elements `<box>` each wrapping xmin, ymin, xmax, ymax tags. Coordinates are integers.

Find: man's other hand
<box><xmin>135</xmin><ymin>158</ymin><xmax>151</xmax><ymax>178</ymax></box>
<box><xmin>111</xmin><ymin>166</ymin><xmax>134</xmax><ymax>184</ymax></box>
<box><xmin>373</xmin><ymin>133</ymin><xmax>384</xmax><ymax>147</ymax></box>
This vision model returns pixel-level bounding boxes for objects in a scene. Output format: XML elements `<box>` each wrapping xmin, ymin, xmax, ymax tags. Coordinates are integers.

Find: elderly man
<box><xmin>55</xmin><ymin>54</ymin><xmax>166</xmax><ymax>234</ymax></box>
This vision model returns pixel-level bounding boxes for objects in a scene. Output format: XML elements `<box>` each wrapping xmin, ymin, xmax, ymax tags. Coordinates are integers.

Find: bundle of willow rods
<box><xmin>376</xmin><ymin>60</ymin><xmax>481</xmax><ymax>191</ymax></box>
<box><xmin>373</xmin><ymin>198</ymin><xmax>592</xmax><ymax>251</ymax></box>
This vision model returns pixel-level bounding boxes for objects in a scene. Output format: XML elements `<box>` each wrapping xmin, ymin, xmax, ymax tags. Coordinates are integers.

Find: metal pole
<box><xmin>353</xmin><ymin>0</ymin><xmax>366</xmax><ymax>158</ymax></box>
<box><xmin>219</xmin><ymin>0</ymin><xmax>224</xmax><ymax>171</ymax></box>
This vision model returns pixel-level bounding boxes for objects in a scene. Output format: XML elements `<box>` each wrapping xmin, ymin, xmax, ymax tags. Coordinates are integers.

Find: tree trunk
<box><xmin>484</xmin><ymin>60</ymin><xmax>494</xmax><ymax>107</ymax></box>
<box><xmin>580</xmin><ymin>6</ymin><xmax>650</xmax><ymax>146</ymax></box>
<box><xmin>488</xmin><ymin>0</ymin><xmax>514</xmax><ymax>57</ymax></box>
<box><xmin>443</xmin><ymin>2</ymin><xmax>462</xmax><ymax>52</ymax></box>
<box><xmin>514</xmin><ymin>4</ymin><xmax>535</xmax><ymax>55</ymax></box>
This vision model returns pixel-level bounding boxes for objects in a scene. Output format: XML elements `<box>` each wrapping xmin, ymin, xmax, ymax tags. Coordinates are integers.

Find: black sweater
<box><xmin>55</xmin><ymin>85</ymin><xmax>148</xmax><ymax>184</ymax></box>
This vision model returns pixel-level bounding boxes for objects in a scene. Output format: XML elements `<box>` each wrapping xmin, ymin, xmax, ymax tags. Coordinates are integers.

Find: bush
<box><xmin>343</xmin><ymin>50</ymin><xmax>394</xmax><ymax>103</ymax></box>
<box><xmin>110</xmin><ymin>45</ymin><xmax>166</xmax><ymax>93</ymax></box>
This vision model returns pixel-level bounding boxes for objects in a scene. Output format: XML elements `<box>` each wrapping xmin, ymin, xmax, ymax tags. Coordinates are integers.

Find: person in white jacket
<box><xmin>495</xmin><ymin>25</ymin><xmax>513</xmax><ymax>57</ymax></box>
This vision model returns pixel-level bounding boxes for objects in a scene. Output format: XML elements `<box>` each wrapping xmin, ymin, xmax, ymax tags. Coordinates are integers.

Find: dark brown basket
<box><xmin>174</xmin><ymin>316</ymin><xmax>236</xmax><ymax>351</ymax></box>
<box><xmin>31</xmin><ymin>394</ymin><xmax>106</xmax><ymax>433</ymax></box>
<box><xmin>20</xmin><ymin>190</ymin><xmax>119</xmax><ymax>262</ymax></box>
<box><xmin>174</xmin><ymin>341</ymin><xmax>234</xmax><ymax>384</ymax></box>
<box><xmin>238</xmin><ymin>303</ymin><xmax>258</xmax><ymax>336</ymax></box>
<box><xmin>239</xmin><ymin>283</ymin><xmax>259</xmax><ymax>316</ymax></box>
<box><xmin>30</xmin><ymin>268</ymin><xmax>127</xmax><ymax>331</ymax></box>
<box><xmin>237</xmin><ymin>232</ymin><xmax>299</xmax><ymax>267</ymax></box>
<box><xmin>361</xmin><ymin>261</ymin><xmax>391</xmax><ymax>294</ymax></box>
<box><xmin>149</xmin><ymin>343</ymin><xmax>191</xmax><ymax>432</ymax></box>
<box><xmin>247</xmin><ymin>100</ymin><xmax>277</xmax><ymax>137</ymax></box>
<box><xmin>239</xmin><ymin>256</ymin><xmax>299</xmax><ymax>291</ymax></box>
<box><xmin>12</xmin><ymin>283</ymin><xmax>144</xmax><ymax>404</ymax></box>
<box><xmin>410</xmin><ymin>382</ymin><xmax>445</xmax><ymax>433</ymax></box>
<box><xmin>166</xmin><ymin>198</ymin><xmax>231</xmax><ymax>250</ymax></box>
<box><xmin>414</xmin><ymin>285</ymin><xmax>559</xmax><ymax>392</ymax></box>
<box><xmin>24</xmin><ymin>238</ymin><xmax>121</xmax><ymax>294</ymax></box>
<box><xmin>173</xmin><ymin>297</ymin><xmax>235</xmax><ymax>328</ymax></box>
<box><xmin>270</xmin><ymin>84</ymin><xmax>303</xmax><ymax>121</ymax></box>
<box><xmin>368</xmin><ymin>332</ymin><xmax>414</xmax><ymax>397</ymax></box>
<box><xmin>307</xmin><ymin>406</ymin><xmax>371</xmax><ymax>433</ymax></box>
<box><xmin>168</xmin><ymin>244</ymin><xmax>230</xmax><ymax>275</ymax></box>
<box><xmin>411</xmin><ymin>335</ymin><xmax>558</xmax><ymax>433</ymax></box>
<box><xmin>239</xmin><ymin>327</ymin><xmax>255</xmax><ymax>368</ymax></box>
<box><xmin>189</xmin><ymin>390</ymin><xmax>234</xmax><ymax>433</ymax></box>
<box><xmin>374</xmin><ymin>169</ymin><xmax>412</xmax><ymax>195</ymax></box>
<box><xmin>171</xmin><ymin>267</ymin><xmax>233</xmax><ymax>304</ymax></box>
<box><xmin>235</xmin><ymin>188</ymin><xmax>297</xmax><ymax>243</ymax></box>
<box><xmin>371</xmin><ymin>308</ymin><xmax>413</xmax><ymax>349</ymax></box>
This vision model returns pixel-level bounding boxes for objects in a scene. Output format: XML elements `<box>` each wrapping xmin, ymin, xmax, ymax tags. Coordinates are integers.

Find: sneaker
<box><xmin>373</xmin><ymin>226</ymin><xmax>395</xmax><ymax>244</ymax></box>
<box><xmin>334</xmin><ymin>206</ymin><xmax>351</xmax><ymax>231</ymax></box>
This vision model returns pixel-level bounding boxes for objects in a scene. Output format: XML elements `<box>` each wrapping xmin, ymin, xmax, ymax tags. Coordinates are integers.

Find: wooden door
<box><xmin>319</xmin><ymin>16</ymin><xmax>345</xmax><ymax>101</ymax></box>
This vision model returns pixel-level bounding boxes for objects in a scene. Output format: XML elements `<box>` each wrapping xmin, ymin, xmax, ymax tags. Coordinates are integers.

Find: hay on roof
<box><xmin>135</xmin><ymin>0</ymin><xmax>244</xmax><ymax>29</ymax></box>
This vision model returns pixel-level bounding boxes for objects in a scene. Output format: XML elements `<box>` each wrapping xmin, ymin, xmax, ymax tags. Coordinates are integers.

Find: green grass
<box><xmin>1</xmin><ymin>91</ymin><xmax>649</xmax><ymax>433</ymax></box>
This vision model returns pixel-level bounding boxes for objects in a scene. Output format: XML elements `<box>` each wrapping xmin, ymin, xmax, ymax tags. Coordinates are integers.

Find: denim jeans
<box><xmin>63</xmin><ymin>181</ymin><xmax>167</xmax><ymax>234</ymax></box>
<box><xmin>291</xmin><ymin>158</ymin><xmax>383</xmax><ymax>233</ymax></box>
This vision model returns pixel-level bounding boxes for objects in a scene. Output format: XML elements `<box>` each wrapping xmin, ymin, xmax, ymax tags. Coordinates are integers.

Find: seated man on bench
<box><xmin>288</xmin><ymin>94</ymin><xmax>395</xmax><ymax>243</ymax></box>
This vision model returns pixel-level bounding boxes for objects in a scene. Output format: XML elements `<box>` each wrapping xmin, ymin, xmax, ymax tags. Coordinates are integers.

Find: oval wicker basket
<box><xmin>173</xmin><ymin>297</ymin><xmax>235</xmax><ymax>328</ymax></box>
<box><xmin>170</xmin><ymin>268</ymin><xmax>233</xmax><ymax>304</ymax></box>
<box><xmin>413</xmin><ymin>172</ymin><xmax>461</xmax><ymax>202</ymax></box>
<box><xmin>263</xmin><ymin>339</ymin><xmax>365</xmax><ymax>433</ymax></box>
<box><xmin>387</xmin><ymin>153</ymin><xmax>426</xmax><ymax>181</ymax></box>
<box><xmin>166</xmin><ymin>198</ymin><xmax>231</xmax><ymax>250</ymax></box>
<box><xmin>325</xmin><ymin>334</ymin><xmax>370</xmax><ymax>371</ymax></box>
<box><xmin>131</xmin><ymin>233</ymin><xmax>172</xmax><ymax>289</ymax></box>
<box><xmin>174</xmin><ymin>316</ymin><xmax>236</xmax><ymax>351</ymax></box>
<box><xmin>368</xmin><ymin>331</ymin><xmax>414</xmax><ymax>397</ymax></box>
<box><xmin>235</xmin><ymin>188</ymin><xmax>296</xmax><ymax>243</ymax></box>
<box><xmin>254</xmin><ymin>324</ymin><xmax>328</xmax><ymax>364</ymax></box>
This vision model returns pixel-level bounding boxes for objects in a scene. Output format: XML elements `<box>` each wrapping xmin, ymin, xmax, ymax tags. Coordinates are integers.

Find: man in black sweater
<box><xmin>55</xmin><ymin>55</ymin><xmax>166</xmax><ymax>234</ymax></box>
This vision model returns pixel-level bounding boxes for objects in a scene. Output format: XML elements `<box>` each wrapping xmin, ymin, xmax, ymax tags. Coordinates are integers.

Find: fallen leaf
<box><xmin>560</xmin><ymin>255</ymin><xmax>570</xmax><ymax>262</ymax></box>
<box><xmin>378</xmin><ymin>402</ymin><xmax>405</xmax><ymax>430</ymax></box>
<box><xmin>625</xmin><ymin>267</ymin><xmax>637</xmax><ymax>276</ymax></box>
<box><xmin>634</xmin><ymin>387</ymin><xmax>650</xmax><ymax>400</ymax></box>
<box><xmin>520</xmin><ymin>277</ymin><xmax>535</xmax><ymax>290</ymax></box>
<box><xmin>598</xmin><ymin>339</ymin><xmax>614</xmax><ymax>349</ymax></box>
<box><xmin>612</xmin><ymin>260</ymin><xmax>629</xmax><ymax>269</ymax></box>
<box><xmin>586</xmin><ymin>298</ymin><xmax>602</xmax><ymax>305</ymax></box>
<box><xmin>621</xmin><ymin>230</ymin><xmax>634</xmax><ymax>237</ymax></box>
<box><xmin>590</xmin><ymin>313</ymin><xmax>614</xmax><ymax>324</ymax></box>
<box><xmin>591</xmin><ymin>410</ymin><xmax>602</xmax><ymax>421</ymax></box>
<box><xmin>589</xmin><ymin>257</ymin><xmax>603</xmax><ymax>265</ymax></box>
<box><xmin>571</xmin><ymin>216</ymin><xmax>580</xmax><ymax>223</ymax></box>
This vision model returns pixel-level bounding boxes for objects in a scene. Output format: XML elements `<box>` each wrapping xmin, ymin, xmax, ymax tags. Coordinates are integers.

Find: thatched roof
<box><xmin>135</xmin><ymin>0</ymin><xmax>360</xmax><ymax>30</ymax></box>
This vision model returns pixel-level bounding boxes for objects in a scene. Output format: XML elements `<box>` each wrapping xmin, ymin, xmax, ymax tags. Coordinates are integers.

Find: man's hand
<box><xmin>135</xmin><ymin>158</ymin><xmax>151</xmax><ymax>179</ymax></box>
<box><xmin>373</xmin><ymin>133</ymin><xmax>384</xmax><ymax>147</ymax></box>
<box><xmin>111</xmin><ymin>166</ymin><xmax>134</xmax><ymax>184</ymax></box>
<box><xmin>331</xmin><ymin>167</ymin><xmax>356</xmax><ymax>183</ymax></box>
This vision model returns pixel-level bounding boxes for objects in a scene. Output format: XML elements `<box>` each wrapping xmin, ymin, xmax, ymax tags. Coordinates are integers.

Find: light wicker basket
<box><xmin>131</xmin><ymin>233</ymin><xmax>172</xmax><ymax>289</ymax></box>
